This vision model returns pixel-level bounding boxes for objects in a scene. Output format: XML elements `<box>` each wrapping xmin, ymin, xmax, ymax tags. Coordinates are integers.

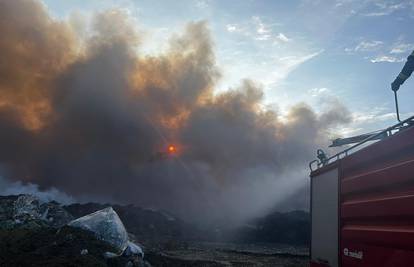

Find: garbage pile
<box><xmin>0</xmin><ymin>194</ymin><xmax>148</xmax><ymax>267</ymax></box>
<box><xmin>0</xmin><ymin>194</ymin><xmax>73</xmax><ymax>229</ymax></box>
<box><xmin>68</xmin><ymin>206</ymin><xmax>145</xmax><ymax>266</ymax></box>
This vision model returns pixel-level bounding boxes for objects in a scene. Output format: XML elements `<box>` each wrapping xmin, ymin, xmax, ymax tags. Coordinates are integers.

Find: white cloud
<box><xmin>274</xmin><ymin>33</ymin><xmax>291</xmax><ymax>44</ymax></box>
<box><xmin>225</xmin><ymin>23</ymin><xmax>252</xmax><ymax>37</ymax></box>
<box><xmin>344</xmin><ymin>40</ymin><xmax>384</xmax><ymax>54</ymax></box>
<box><xmin>345</xmin><ymin>39</ymin><xmax>413</xmax><ymax>63</ymax></box>
<box><xmin>255</xmin><ymin>34</ymin><xmax>272</xmax><ymax>41</ymax></box>
<box><xmin>277</xmin><ymin>50</ymin><xmax>323</xmax><ymax>67</ymax></box>
<box><xmin>195</xmin><ymin>0</ymin><xmax>210</xmax><ymax>9</ymax></box>
<box><xmin>343</xmin><ymin>104</ymin><xmax>414</xmax><ymax>136</ymax></box>
<box><xmin>352</xmin><ymin>111</ymin><xmax>395</xmax><ymax>124</ymax></box>
<box><xmin>252</xmin><ymin>16</ymin><xmax>271</xmax><ymax>34</ymax></box>
<box><xmin>355</xmin><ymin>40</ymin><xmax>383</xmax><ymax>51</ymax></box>
<box><xmin>337</xmin><ymin>110</ymin><xmax>397</xmax><ymax>137</ymax></box>
<box><xmin>370</xmin><ymin>55</ymin><xmax>404</xmax><ymax>63</ymax></box>
<box><xmin>264</xmin><ymin>50</ymin><xmax>324</xmax><ymax>85</ymax></box>
<box><xmin>390</xmin><ymin>43</ymin><xmax>414</xmax><ymax>54</ymax></box>
<box><xmin>226</xmin><ymin>24</ymin><xmax>238</xmax><ymax>33</ymax></box>
<box><xmin>219</xmin><ymin>50</ymin><xmax>324</xmax><ymax>94</ymax></box>
<box><xmin>344</xmin><ymin>47</ymin><xmax>354</xmax><ymax>53</ymax></box>
<box><xmin>227</xmin><ymin>16</ymin><xmax>287</xmax><ymax>44</ymax></box>
<box><xmin>308</xmin><ymin>87</ymin><xmax>331</xmax><ymax>97</ymax></box>
<box><xmin>362</xmin><ymin>2</ymin><xmax>406</xmax><ymax>17</ymax></box>
<box><xmin>251</xmin><ymin>16</ymin><xmax>274</xmax><ymax>42</ymax></box>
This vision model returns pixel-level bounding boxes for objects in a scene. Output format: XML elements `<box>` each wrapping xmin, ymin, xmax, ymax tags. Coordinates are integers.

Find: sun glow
<box><xmin>167</xmin><ymin>144</ymin><xmax>177</xmax><ymax>154</ymax></box>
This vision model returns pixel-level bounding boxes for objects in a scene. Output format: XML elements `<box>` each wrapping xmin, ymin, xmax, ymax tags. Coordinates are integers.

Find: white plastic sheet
<box><xmin>124</xmin><ymin>241</ymin><xmax>144</xmax><ymax>258</ymax></box>
<box><xmin>68</xmin><ymin>207</ymin><xmax>128</xmax><ymax>253</ymax></box>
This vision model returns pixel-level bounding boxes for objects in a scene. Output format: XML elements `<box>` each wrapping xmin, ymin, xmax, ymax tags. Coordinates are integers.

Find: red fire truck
<box><xmin>309</xmin><ymin>114</ymin><xmax>414</xmax><ymax>267</ymax></box>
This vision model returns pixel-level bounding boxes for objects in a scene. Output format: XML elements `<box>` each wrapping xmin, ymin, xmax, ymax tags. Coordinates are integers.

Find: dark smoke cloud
<box><xmin>0</xmin><ymin>0</ymin><xmax>351</xmax><ymax>224</ymax></box>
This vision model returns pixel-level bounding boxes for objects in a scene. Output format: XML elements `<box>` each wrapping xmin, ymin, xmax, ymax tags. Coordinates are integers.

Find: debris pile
<box><xmin>0</xmin><ymin>194</ymin><xmax>310</xmax><ymax>266</ymax></box>
<box><xmin>0</xmin><ymin>195</ymin><xmax>148</xmax><ymax>267</ymax></box>
<box><xmin>0</xmin><ymin>195</ymin><xmax>73</xmax><ymax>229</ymax></box>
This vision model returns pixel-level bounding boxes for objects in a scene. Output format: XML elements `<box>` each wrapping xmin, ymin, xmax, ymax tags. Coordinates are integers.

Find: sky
<box><xmin>41</xmin><ymin>0</ymin><xmax>414</xmax><ymax>143</ymax></box>
<box><xmin>0</xmin><ymin>0</ymin><xmax>410</xmax><ymax>219</ymax></box>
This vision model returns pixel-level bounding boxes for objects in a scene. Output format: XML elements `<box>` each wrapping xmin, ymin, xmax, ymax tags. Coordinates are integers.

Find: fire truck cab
<box><xmin>309</xmin><ymin>116</ymin><xmax>414</xmax><ymax>267</ymax></box>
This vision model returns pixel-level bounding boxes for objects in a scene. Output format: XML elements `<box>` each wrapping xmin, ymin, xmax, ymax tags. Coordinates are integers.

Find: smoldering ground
<box><xmin>0</xmin><ymin>0</ymin><xmax>350</xmax><ymax>225</ymax></box>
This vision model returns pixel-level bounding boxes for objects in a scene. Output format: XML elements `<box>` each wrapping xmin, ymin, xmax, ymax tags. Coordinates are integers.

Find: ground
<box><xmin>0</xmin><ymin>195</ymin><xmax>310</xmax><ymax>267</ymax></box>
<box><xmin>146</xmin><ymin>242</ymin><xmax>309</xmax><ymax>267</ymax></box>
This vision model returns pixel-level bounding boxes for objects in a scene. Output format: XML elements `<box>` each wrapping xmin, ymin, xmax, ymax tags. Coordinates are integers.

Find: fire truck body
<box><xmin>310</xmin><ymin>119</ymin><xmax>414</xmax><ymax>267</ymax></box>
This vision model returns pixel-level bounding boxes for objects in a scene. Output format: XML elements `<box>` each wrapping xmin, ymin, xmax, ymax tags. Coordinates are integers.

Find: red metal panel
<box><xmin>341</xmin><ymin>126</ymin><xmax>414</xmax><ymax>178</ymax></box>
<box><xmin>342</xmin><ymin>159</ymin><xmax>414</xmax><ymax>194</ymax></box>
<box><xmin>340</xmin><ymin>126</ymin><xmax>414</xmax><ymax>266</ymax></box>
<box><xmin>341</xmin><ymin>241</ymin><xmax>414</xmax><ymax>267</ymax></box>
<box><xmin>342</xmin><ymin>193</ymin><xmax>414</xmax><ymax>218</ymax></box>
<box><xmin>342</xmin><ymin>225</ymin><xmax>414</xmax><ymax>248</ymax></box>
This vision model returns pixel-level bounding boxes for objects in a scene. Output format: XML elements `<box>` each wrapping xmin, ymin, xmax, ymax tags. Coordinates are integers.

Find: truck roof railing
<box><xmin>309</xmin><ymin>115</ymin><xmax>414</xmax><ymax>172</ymax></box>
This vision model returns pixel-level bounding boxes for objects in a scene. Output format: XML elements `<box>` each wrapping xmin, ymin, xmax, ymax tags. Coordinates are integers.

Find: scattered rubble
<box><xmin>0</xmin><ymin>195</ymin><xmax>73</xmax><ymax>230</ymax></box>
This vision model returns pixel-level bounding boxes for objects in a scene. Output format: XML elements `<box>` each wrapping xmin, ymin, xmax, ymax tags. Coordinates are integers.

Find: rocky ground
<box><xmin>145</xmin><ymin>242</ymin><xmax>309</xmax><ymax>267</ymax></box>
<box><xmin>0</xmin><ymin>195</ymin><xmax>309</xmax><ymax>267</ymax></box>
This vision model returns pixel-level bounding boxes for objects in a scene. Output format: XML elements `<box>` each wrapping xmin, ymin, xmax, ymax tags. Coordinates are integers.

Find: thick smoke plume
<box><xmin>0</xmin><ymin>0</ymin><xmax>350</xmax><ymax>224</ymax></box>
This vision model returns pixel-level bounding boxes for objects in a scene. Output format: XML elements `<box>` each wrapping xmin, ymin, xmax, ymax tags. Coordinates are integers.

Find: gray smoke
<box><xmin>0</xmin><ymin>176</ymin><xmax>75</xmax><ymax>204</ymax></box>
<box><xmin>0</xmin><ymin>0</ymin><xmax>351</xmax><ymax>224</ymax></box>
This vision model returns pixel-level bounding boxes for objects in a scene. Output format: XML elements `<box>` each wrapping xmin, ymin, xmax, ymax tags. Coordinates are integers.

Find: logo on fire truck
<box><xmin>343</xmin><ymin>248</ymin><xmax>363</xmax><ymax>260</ymax></box>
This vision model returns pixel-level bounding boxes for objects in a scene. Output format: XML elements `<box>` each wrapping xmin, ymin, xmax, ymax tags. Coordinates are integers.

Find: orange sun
<box><xmin>167</xmin><ymin>145</ymin><xmax>177</xmax><ymax>154</ymax></box>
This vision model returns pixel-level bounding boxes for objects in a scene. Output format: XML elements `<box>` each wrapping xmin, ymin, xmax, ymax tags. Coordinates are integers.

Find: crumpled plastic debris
<box><xmin>68</xmin><ymin>207</ymin><xmax>128</xmax><ymax>253</ymax></box>
<box><xmin>124</xmin><ymin>241</ymin><xmax>144</xmax><ymax>258</ymax></box>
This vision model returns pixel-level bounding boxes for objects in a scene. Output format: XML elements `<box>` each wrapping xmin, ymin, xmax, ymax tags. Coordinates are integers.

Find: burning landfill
<box><xmin>0</xmin><ymin>0</ymin><xmax>350</xmax><ymax>226</ymax></box>
<box><xmin>0</xmin><ymin>194</ymin><xmax>147</xmax><ymax>266</ymax></box>
<box><xmin>0</xmin><ymin>193</ymin><xmax>311</xmax><ymax>266</ymax></box>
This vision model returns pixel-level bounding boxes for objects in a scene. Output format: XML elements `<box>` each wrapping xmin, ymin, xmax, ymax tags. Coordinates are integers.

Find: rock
<box><xmin>68</xmin><ymin>207</ymin><xmax>129</xmax><ymax>254</ymax></box>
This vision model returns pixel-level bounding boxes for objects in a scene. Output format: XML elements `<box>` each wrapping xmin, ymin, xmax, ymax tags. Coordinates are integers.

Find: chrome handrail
<box><xmin>309</xmin><ymin>115</ymin><xmax>414</xmax><ymax>172</ymax></box>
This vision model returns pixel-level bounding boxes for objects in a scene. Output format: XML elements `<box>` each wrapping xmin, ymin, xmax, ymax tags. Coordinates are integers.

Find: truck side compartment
<box><xmin>340</xmin><ymin>126</ymin><xmax>414</xmax><ymax>267</ymax></box>
<box><xmin>310</xmin><ymin>124</ymin><xmax>414</xmax><ymax>267</ymax></box>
